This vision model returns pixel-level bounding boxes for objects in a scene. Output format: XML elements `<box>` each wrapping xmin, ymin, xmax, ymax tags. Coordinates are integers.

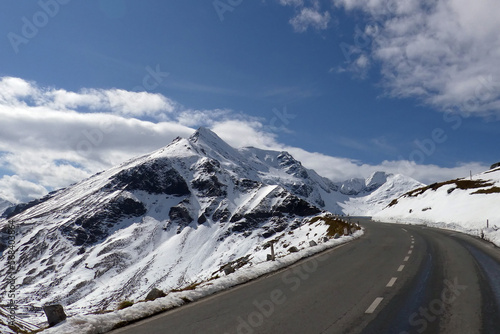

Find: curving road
<box><xmin>110</xmin><ymin>219</ymin><xmax>500</xmax><ymax>334</ymax></box>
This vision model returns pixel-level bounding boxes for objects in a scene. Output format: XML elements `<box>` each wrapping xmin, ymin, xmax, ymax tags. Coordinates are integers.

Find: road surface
<box><xmin>110</xmin><ymin>220</ymin><xmax>500</xmax><ymax>333</ymax></box>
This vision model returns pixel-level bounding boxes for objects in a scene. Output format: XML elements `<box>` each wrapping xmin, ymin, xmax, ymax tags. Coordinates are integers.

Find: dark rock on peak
<box><xmin>108</xmin><ymin>159</ymin><xmax>190</xmax><ymax>196</ymax></box>
<box><xmin>169</xmin><ymin>203</ymin><xmax>193</xmax><ymax>232</ymax></box>
<box><xmin>191</xmin><ymin>175</ymin><xmax>227</xmax><ymax>197</ymax></box>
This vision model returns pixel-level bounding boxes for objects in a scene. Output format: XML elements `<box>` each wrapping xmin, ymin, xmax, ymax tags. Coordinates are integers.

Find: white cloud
<box><xmin>212</xmin><ymin>120</ymin><xmax>279</xmax><ymax>149</ymax></box>
<box><xmin>0</xmin><ymin>77</ymin><xmax>37</xmax><ymax>105</ymax></box>
<box><xmin>333</xmin><ymin>0</ymin><xmax>500</xmax><ymax>115</ymax></box>
<box><xmin>290</xmin><ymin>7</ymin><xmax>331</xmax><ymax>32</ymax></box>
<box><xmin>0</xmin><ymin>175</ymin><xmax>48</xmax><ymax>204</ymax></box>
<box><xmin>0</xmin><ymin>76</ymin><xmax>489</xmax><ymax>202</ymax></box>
<box><xmin>176</xmin><ymin>109</ymin><xmax>232</xmax><ymax>127</ymax></box>
<box><xmin>47</xmin><ymin>88</ymin><xmax>177</xmax><ymax>119</ymax></box>
<box><xmin>279</xmin><ymin>0</ymin><xmax>304</xmax><ymax>6</ymax></box>
<box><xmin>279</xmin><ymin>0</ymin><xmax>331</xmax><ymax>32</ymax></box>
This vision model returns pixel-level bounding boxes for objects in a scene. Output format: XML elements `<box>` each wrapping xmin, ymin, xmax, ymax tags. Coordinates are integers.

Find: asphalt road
<box><xmin>110</xmin><ymin>220</ymin><xmax>500</xmax><ymax>334</ymax></box>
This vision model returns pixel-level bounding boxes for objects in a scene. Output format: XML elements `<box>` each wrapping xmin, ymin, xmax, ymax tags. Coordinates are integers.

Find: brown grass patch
<box><xmin>310</xmin><ymin>214</ymin><xmax>360</xmax><ymax>237</ymax></box>
<box><xmin>404</xmin><ymin>179</ymin><xmax>494</xmax><ymax>198</ymax></box>
<box><xmin>171</xmin><ymin>281</ymin><xmax>202</xmax><ymax>292</ymax></box>
<box><xmin>471</xmin><ymin>186</ymin><xmax>500</xmax><ymax>194</ymax></box>
<box><xmin>117</xmin><ymin>300</ymin><xmax>134</xmax><ymax>310</ymax></box>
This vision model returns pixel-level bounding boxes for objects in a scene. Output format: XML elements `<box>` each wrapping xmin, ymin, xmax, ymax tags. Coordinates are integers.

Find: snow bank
<box><xmin>374</xmin><ymin>169</ymin><xmax>500</xmax><ymax>247</ymax></box>
<box><xmin>39</xmin><ymin>231</ymin><xmax>363</xmax><ymax>334</ymax></box>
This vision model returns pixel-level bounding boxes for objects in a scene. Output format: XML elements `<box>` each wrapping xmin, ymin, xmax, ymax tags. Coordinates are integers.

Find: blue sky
<box><xmin>0</xmin><ymin>0</ymin><xmax>499</xmax><ymax>203</ymax></box>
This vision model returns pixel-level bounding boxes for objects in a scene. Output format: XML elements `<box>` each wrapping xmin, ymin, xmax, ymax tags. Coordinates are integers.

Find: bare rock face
<box><xmin>108</xmin><ymin>160</ymin><xmax>190</xmax><ymax>196</ymax></box>
<box><xmin>60</xmin><ymin>196</ymin><xmax>147</xmax><ymax>246</ymax></box>
<box><xmin>43</xmin><ymin>304</ymin><xmax>67</xmax><ymax>327</ymax></box>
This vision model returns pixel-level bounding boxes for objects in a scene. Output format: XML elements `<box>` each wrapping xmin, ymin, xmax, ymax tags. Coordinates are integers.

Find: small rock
<box><xmin>266</xmin><ymin>254</ymin><xmax>273</xmax><ymax>261</ymax></box>
<box><xmin>288</xmin><ymin>246</ymin><xmax>299</xmax><ymax>253</ymax></box>
<box><xmin>43</xmin><ymin>304</ymin><xmax>66</xmax><ymax>327</ymax></box>
<box><xmin>333</xmin><ymin>233</ymin><xmax>340</xmax><ymax>239</ymax></box>
<box><xmin>197</xmin><ymin>214</ymin><xmax>207</xmax><ymax>224</ymax></box>
<box><xmin>222</xmin><ymin>264</ymin><xmax>235</xmax><ymax>275</ymax></box>
<box><xmin>145</xmin><ymin>288</ymin><xmax>166</xmax><ymax>301</ymax></box>
<box><xmin>309</xmin><ymin>240</ymin><xmax>317</xmax><ymax>247</ymax></box>
<box><xmin>323</xmin><ymin>237</ymin><xmax>329</xmax><ymax>243</ymax></box>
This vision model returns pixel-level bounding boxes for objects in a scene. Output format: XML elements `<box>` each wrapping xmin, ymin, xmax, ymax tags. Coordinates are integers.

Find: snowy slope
<box><xmin>0</xmin><ymin>128</ymin><xmax>362</xmax><ymax>328</ymax></box>
<box><xmin>374</xmin><ymin>167</ymin><xmax>500</xmax><ymax>246</ymax></box>
<box><xmin>39</xmin><ymin>230</ymin><xmax>363</xmax><ymax>334</ymax></box>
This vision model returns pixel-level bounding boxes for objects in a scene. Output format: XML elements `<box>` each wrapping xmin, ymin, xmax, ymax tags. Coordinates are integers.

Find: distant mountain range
<box><xmin>0</xmin><ymin>127</ymin><xmax>421</xmax><ymax>325</ymax></box>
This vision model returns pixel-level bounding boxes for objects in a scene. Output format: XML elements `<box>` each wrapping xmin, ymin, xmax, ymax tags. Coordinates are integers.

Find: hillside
<box><xmin>374</xmin><ymin>166</ymin><xmax>500</xmax><ymax>246</ymax></box>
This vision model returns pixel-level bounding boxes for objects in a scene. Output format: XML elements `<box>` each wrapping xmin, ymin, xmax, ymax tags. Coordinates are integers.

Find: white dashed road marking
<box><xmin>365</xmin><ymin>297</ymin><xmax>384</xmax><ymax>314</ymax></box>
<box><xmin>386</xmin><ymin>277</ymin><xmax>397</xmax><ymax>287</ymax></box>
<box><xmin>366</xmin><ymin>238</ymin><xmax>415</xmax><ymax>316</ymax></box>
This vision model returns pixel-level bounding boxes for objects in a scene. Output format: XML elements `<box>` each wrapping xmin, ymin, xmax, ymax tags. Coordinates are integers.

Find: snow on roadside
<box><xmin>39</xmin><ymin>230</ymin><xmax>363</xmax><ymax>334</ymax></box>
<box><xmin>373</xmin><ymin>168</ymin><xmax>500</xmax><ymax>247</ymax></box>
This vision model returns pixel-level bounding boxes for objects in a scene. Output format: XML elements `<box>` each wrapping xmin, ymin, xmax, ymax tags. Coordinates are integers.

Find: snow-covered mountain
<box><xmin>0</xmin><ymin>127</ymin><xmax>421</xmax><ymax>329</ymax></box>
<box><xmin>340</xmin><ymin>174</ymin><xmax>424</xmax><ymax>216</ymax></box>
<box><xmin>235</xmin><ymin>148</ymin><xmax>420</xmax><ymax>216</ymax></box>
<box><xmin>0</xmin><ymin>199</ymin><xmax>13</xmax><ymax>216</ymax></box>
<box><xmin>0</xmin><ymin>128</ymin><xmax>363</xmax><ymax>327</ymax></box>
<box><xmin>374</xmin><ymin>166</ymin><xmax>500</xmax><ymax>245</ymax></box>
<box><xmin>338</xmin><ymin>171</ymin><xmax>389</xmax><ymax>196</ymax></box>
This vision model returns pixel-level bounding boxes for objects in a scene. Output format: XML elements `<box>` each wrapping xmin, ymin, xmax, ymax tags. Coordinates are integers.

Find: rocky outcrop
<box><xmin>107</xmin><ymin>160</ymin><xmax>190</xmax><ymax>196</ymax></box>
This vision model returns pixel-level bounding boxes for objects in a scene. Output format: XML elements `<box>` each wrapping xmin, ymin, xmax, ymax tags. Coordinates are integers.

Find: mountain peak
<box><xmin>366</xmin><ymin>171</ymin><xmax>389</xmax><ymax>190</ymax></box>
<box><xmin>189</xmin><ymin>127</ymin><xmax>223</xmax><ymax>143</ymax></box>
<box><xmin>188</xmin><ymin>127</ymin><xmax>242</xmax><ymax>163</ymax></box>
